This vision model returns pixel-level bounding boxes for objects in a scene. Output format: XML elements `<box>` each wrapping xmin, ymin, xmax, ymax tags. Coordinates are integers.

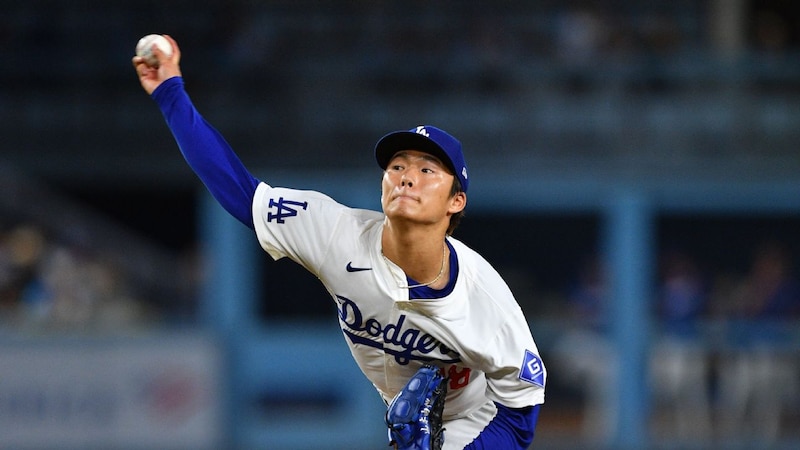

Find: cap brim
<box><xmin>374</xmin><ymin>131</ymin><xmax>455</xmax><ymax>174</ymax></box>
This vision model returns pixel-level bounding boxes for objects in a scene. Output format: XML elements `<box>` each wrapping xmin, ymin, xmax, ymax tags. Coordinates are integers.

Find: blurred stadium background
<box><xmin>1</xmin><ymin>1</ymin><xmax>799</xmax><ymax>448</ymax></box>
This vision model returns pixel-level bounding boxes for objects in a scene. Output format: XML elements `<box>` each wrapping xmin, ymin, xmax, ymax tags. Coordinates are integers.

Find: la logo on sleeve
<box><xmin>519</xmin><ymin>350</ymin><xmax>545</xmax><ymax>387</ymax></box>
<box><xmin>267</xmin><ymin>197</ymin><xmax>308</xmax><ymax>224</ymax></box>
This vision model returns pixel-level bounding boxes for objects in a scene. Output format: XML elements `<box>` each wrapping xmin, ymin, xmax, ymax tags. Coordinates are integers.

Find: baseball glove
<box><xmin>385</xmin><ymin>364</ymin><xmax>448</xmax><ymax>450</ymax></box>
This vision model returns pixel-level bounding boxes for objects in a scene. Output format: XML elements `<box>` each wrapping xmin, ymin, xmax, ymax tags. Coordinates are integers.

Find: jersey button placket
<box><xmin>384</xmin><ymin>300</ymin><xmax>406</xmax><ymax>374</ymax></box>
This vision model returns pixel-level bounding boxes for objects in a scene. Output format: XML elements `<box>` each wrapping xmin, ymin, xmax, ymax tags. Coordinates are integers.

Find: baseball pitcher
<box><xmin>133</xmin><ymin>35</ymin><xmax>546</xmax><ymax>450</ymax></box>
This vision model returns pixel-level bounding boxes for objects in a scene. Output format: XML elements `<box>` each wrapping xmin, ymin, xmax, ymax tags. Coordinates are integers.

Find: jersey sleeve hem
<box><xmin>252</xmin><ymin>182</ymin><xmax>284</xmax><ymax>260</ymax></box>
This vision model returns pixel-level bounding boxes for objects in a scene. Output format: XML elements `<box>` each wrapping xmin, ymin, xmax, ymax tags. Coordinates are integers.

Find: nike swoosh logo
<box><xmin>346</xmin><ymin>262</ymin><xmax>372</xmax><ymax>272</ymax></box>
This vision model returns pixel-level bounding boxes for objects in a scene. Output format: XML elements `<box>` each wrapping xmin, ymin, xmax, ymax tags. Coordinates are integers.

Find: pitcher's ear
<box><xmin>449</xmin><ymin>192</ymin><xmax>467</xmax><ymax>214</ymax></box>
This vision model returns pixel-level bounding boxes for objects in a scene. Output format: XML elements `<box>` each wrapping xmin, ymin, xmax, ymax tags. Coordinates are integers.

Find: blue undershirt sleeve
<box><xmin>151</xmin><ymin>76</ymin><xmax>259</xmax><ymax>229</ymax></box>
<box><xmin>464</xmin><ymin>403</ymin><xmax>541</xmax><ymax>449</ymax></box>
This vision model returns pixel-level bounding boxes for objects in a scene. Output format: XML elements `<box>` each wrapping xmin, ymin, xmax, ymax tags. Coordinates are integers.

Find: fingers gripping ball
<box><xmin>386</xmin><ymin>364</ymin><xmax>448</xmax><ymax>450</ymax></box>
<box><xmin>136</xmin><ymin>34</ymin><xmax>172</xmax><ymax>67</ymax></box>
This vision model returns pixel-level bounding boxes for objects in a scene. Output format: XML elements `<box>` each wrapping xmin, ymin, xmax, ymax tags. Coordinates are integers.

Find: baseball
<box><xmin>136</xmin><ymin>34</ymin><xmax>172</xmax><ymax>67</ymax></box>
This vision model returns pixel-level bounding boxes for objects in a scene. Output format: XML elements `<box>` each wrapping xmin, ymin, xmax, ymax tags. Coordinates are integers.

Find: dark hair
<box><xmin>447</xmin><ymin>177</ymin><xmax>465</xmax><ymax>235</ymax></box>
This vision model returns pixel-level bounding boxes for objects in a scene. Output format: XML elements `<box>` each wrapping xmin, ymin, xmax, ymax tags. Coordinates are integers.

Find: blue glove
<box><xmin>386</xmin><ymin>364</ymin><xmax>448</xmax><ymax>450</ymax></box>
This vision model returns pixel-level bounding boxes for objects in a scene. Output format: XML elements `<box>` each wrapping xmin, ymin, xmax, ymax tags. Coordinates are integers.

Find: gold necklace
<box><xmin>382</xmin><ymin>242</ymin><xmax>447</xmax><ymax>289</ymax></box>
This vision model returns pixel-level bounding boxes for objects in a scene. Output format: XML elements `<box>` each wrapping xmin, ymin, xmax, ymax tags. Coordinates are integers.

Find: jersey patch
<box><xmin>267</xmin><ymin>197</ymin><xmax>308</xmax><ymax>223</ymax></box>
<box><xmin>519</xmin><ymin>350</ymin><xmax>545</xmax><ymax>387</ymax></box>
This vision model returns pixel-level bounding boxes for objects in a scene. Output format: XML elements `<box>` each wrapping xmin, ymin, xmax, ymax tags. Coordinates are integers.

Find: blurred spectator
<box><xmin>554</xmin><ymin>6</ymin><xmax>610</xmax><ymax>64</ymax></box>
<box><xmin>729</xmin><ymin>240</ymin><xmax>800</xmax><ymax>319</ymax></box>
<box><xmin>461</xmin><ymin>13</ymin><xmax>519</xmax><ymax>94</ymax></box>
<box><xmin>553</xmin><ymin>5</ymin><xmax>612</xmax><ymax>92</ymax></box>
<box><xmin>0</xmin><ymin>222</ymin><xmax>158</xmax><ymax>331</ymax></box>
<box><xmin>0</xmin><ymin>224</ymin><xmax>46</xmax><ymax>315</ymax></box>
<box><xmin>716</xmin><ymin>240</ymin><xmax>800</xmax><ymax>443</ymax></box>
<box><xmin>223</xmin><ymin>9</ymin><xmax>282</xmax><ymax>77</ymax></box>
<box><xmin>631</xmin><ymin>13</ymin><xmax>684</xmax><ymax>93</ymax></box>
<box><xmin>752</xmin><ymin>10</ymin><xmax>791</xmax><ymax>54</ymax></box>
<box><xmin>553</xmin><ymin>253</ymin><xmax>616</xmax><ymax>440</ymax></box>
<box><xmin>565</xmin><ymin>253</ymin><xmax>608</xmax><ymax>331</ymax></box>
<box><xmin>658</xmin><ymin>248</ymin><xmax>709</xmax><ymax>338</ymax></box>
<box><xmin>650</xmin><ymin>249</ymin><xmax>712</xmax><ymax>441</ymax></box>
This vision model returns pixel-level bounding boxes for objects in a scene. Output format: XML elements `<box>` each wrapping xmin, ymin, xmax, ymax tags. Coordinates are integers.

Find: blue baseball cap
<box><xmin>374</xmin><ymin>125</ymin><xmax>469</xmax><ymax>193</ymax></box>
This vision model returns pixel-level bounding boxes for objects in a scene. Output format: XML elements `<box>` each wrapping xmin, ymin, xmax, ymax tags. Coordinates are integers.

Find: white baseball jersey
<box><xmin>252</xmin><ymin>182</ymin><xmax>546</xmax><ymax>448</ymax></box>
